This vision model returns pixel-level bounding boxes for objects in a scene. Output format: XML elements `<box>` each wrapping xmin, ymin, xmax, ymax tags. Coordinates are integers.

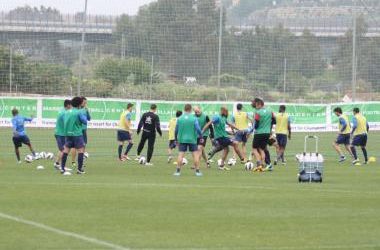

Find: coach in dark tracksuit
<box><xmin>136</xmin><ymin>104</ymin><xmax>162</xmax><ymax>165</ymax></box>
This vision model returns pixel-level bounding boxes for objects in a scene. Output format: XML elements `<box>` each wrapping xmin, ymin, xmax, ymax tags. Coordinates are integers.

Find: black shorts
<box><xmin>197</xmin><ymin>136</ymin><xmax>208</xmax><ymax>147</ymax></box>
<box><xmin>276</xmin><ymin>134</ymin><xmax>288</xmax><ymax>147</ymax></box>
<box><xmin>55</xmin><ymin>135</ymin><xmax>66</xmax><ymax>151</ymax></box>
<box><xmin>352</xmin><ymin>134</ymin><xmax>368</xmax><ymax>147</ymax></box>
<box><xmin>117</xmin><ymin>130</ymin><xmax>132</xmax><ymax>142</ymax></box>
<box><xmin>252</xmin><ymin>134</ymin><xmax>270</xmax><ymax>150</ymax></box>
<box><xmin>13</xmin><ymin>135</ymin><xmax>31</xmax><ymax>148</ymax></box>
<box><xmin>169</xmin><ymin>140</ymin><xmax>176</xmax><ymax>149</ymax></box>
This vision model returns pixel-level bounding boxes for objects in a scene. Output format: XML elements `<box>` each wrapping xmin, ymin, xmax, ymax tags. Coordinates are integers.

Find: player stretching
<box><xmin>174</xmin><ymin>104</ymin><xmax>203</xmax><ymax>177</ymax></box>
<box><xmin>202</xmin><ymin>107</ymin><xmax>244</xmax><ymax>170</ymax></box>
<box><xmin>60</xmin><ymin>97</ymin><xmax>88</xmax><ymax>174</ymax></box>
<box><xmin>117</xmin><ymin>103</ymin><xmax>134</xmax><ymax>161</ymax></box>
<box><xmin>168</xmin><ymin>110</ymin><xmax>183</xmax><ymax>163</ymax></box>
<box><xmin>251</xmin><ymin>98</ymin><xmax>276</xmax><ymax>172</ymax></box>
<box><xmin>332</xmin><ymin>107</ymin><xmax>352</xmax><ymax>162</ymax></box>
<box><xmin>54</xmin><ymin>99</ymin><xmax>72</xmax><ymax>170</ymax></box>
<box><xmin>11</xmin><ymin>109</ymin><xmax>37</xmax><ymax>163</ymax></box>
<box><xmin>136</xmin><ymin>104</ymin><xmax>162</xmax><ymax>166</ymax></box>
<box><xmin>231</xmin><ymin>103</ymin><xmax>252</xmax><ymax>161</ymax></box>
<box><xmin>194</xmin><ymin>106</ymin><xmax>214</xmax><ymax>168</ymax></box>
<box><xmin>274</xmin><ymin>105</ymin><xmax>292</xmax><ymax>165</ymax></box>
<box><xmin>350</xmin><ymin>108</ymin><xmax>369</xmax><ymax>165</ymax></box>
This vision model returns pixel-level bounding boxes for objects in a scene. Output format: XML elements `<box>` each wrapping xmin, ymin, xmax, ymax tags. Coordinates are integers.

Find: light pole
<box><xmin>78</xmin><ymin>0</ymin><xmax>88</xmax><ymax>96</ymax></box>
<box><xmin>217</xmin><ymin>2</ymin><xmax>223</xmax><ymax>101</ymax></box>
<box><xmin>9</xmin><ymin>45</ymin><xmax>12</xmax><ymax>93</ymax></box>
<box><xmin>352</xmin><ymin>1</ymin><xmax>357</xmax><ymax>102</ymax></box>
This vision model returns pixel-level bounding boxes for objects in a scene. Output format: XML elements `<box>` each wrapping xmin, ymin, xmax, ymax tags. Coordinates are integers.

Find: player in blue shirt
<box><xmin>11</xmin><ymin>109</ymin><xmax>37</xmax><ymax>163</ymax></box>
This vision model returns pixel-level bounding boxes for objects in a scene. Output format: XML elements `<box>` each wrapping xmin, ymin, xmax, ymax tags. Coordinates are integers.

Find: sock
<box><xmin>32</xmin><ymin>151</ymin><xmax>36</xmax><ymax>157</ymax></box>
<box><xmin>61</xmin><ymin>153</ymin><xmax>68</xmax><ymax>172</ymax></box>
<box><xmin>281</xmin><ymin>153</ymin><xmax>285</xmax><ymax>161</ymax></box>
<box><xmin>125</xmin><ymin>143</ymin><xmax>133</xmax><ymax>155</ymax></box>
<box><xmin>265</xmin><ymin>150</ymin><xmax>271</xmax><ymax>165</ymax></box>
<box><xmin>176</xmin><ymin>168</ymin><xmax>181</xmax><ymax>173</ymax></box>
<box><xmin>256</xmin><ymin>161</ymin><xmax>262</xmax><ymax>167</ymax></box>
<box><xmin>55</xmin><ymin>161</ymin><xmax>59</xmax><ymax>165</ymax></box>
<box><xmin>361</xmin><ymin>148</ymin><xmax>368</xmax><ymax>162</ymax></box>
<box><xmin>351</xmin><ymin>147</ymin><xmax>358</xmax><ymax>160</ymax></box>
<box><xmin>196</xmin><ymin>169</ymin><xmax>200</xmax><ymax>173</ymax></box>
<box><xmin>16</xmin><ymin>152</ymin><xmax>20</xmax><ymax>161</ymax></box>
<box><xmin>118</xmin><ymin>145</ymin><xmax>123</xmax><ymax>159</ymax></box>
<box><xmin>78</xmin><ymin>153</ymin><xmax>84</xmax><ymax>171</ymax></box>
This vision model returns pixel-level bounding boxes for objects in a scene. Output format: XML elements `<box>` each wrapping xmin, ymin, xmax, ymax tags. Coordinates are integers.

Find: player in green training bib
<box><xmin>54</xmin><ymin>99</ymin><xmax>72</xmax><ymax>170</ymax></box>
<box><xmin>174</xmin><ymin>104</ymin><xmax>203</xmax><ymax>177</ymax></box>
<box><xmin>194</xmin><ymin>106</ymin><xmax>214</xmax><ymax>168</ymax></box>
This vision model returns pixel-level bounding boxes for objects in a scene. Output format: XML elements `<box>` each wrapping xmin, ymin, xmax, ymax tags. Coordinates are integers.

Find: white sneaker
<box><xmin>17</xmin><ymin>161</ymin><xmax>22</xmax><ymax>164</ymax></box>
<box><xmin>54</xmin><ymin>163</ymin><xmax>60</xmax><ymax>170</ymax></box>
<box><xmin>145</xmin><ymin>162</ymin><xmax>153</xmax><ymax>166</ymax></box>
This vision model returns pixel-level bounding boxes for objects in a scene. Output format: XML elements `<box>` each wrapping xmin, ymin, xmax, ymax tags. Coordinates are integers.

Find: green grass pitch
<box><xmin>0</xmin><ymin>128</ymin><xmax>379</xmax><ymax>250</ymax></box>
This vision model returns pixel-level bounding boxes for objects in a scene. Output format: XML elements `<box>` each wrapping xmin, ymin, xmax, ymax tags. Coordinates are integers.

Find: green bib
<box><xmin>64</xmin><ymin>108</ymin><xmax>84</xmax><ymax>137</ymax></box>
<box><xmin>196</xmin><ymin>113</ymin><xmax>209</xmax><ymax>137</ymax></box>
<box><xmin>213</xmin><ymin>115</ymin><xmax>228</xmax><ymax>139</ymax></box>
<box><xmin>255</xmin><ymin>108</ymin><xmax>272</xmax><ymax>134</ymax></box>
<box><xmin>55</xmin><ymin>109</ymin><xmax>66</xmax><ymax>136</ymax></box>
<box><xmin>177</xmin><ymin>113</ymin><xmax>198</xmax><ymax>144</ymax></box>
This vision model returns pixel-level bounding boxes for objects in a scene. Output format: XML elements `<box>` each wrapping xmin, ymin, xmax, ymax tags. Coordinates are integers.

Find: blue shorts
<box><xmin>82</xmin><ymin>129</ymin><xmax>88</xmax><ymax>144</ymax></box>
<box><xmin>276</xmin><ymin>134</ymin><xmax>288</xmax><ymax>147</ymax></box>
<box><xmin>55</xmin><ymin>135</ymin><xmax>66</xmax><ymax>151</ymax></box>
<box><xmin>235</xmin><ymin>131</ymin><xmax>248</xmax><ymax>143</ymax></box>
<box><xmin>169</xmin><ymin>140</ymin><xmax>176</xmax><ymax>149</ymax></box>
<box><xmin>216</xmin><ymin>137</ymin><xmax>234</xmax><ymax>148</ymax></box>
<box><xmin>65</xmin><ymin>136</ymin><xmax>85</xmax><ymax>149</ymax></box>
<box><xmin>117</xmin><ymin>130</ymin><xmax>132</xmax><ymax>142</ymax></box>
<box><xmin>13</xmin><ymin>135</ymin><xmax>31</xmax><ymax>148</ymax></box>
<box><xmin>335</xmin><ymin>134</ymin><xmax>350</xmax><ymax>145</ymax></box>
<box><xmin>178</xmin><ymin>143</ymin><xmax>198</xmax><ymax>152</ymax></box>
<box><xmin>352</xmin><ymin>134</ymin><xmax>368</xmax><ymax>147</ymax></box>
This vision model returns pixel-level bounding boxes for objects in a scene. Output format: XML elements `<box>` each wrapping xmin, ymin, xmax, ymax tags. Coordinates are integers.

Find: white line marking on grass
<box><xmin>0</xmin><ymin>212</ymin><xmax>131</xmax><ymax>250</ymax></box>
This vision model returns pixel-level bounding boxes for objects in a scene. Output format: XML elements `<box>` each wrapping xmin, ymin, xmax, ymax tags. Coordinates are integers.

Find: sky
<box><xmin>2</xmin><ymin>0</ymin><xmax>156</xmax><ymax>15</ymax></box>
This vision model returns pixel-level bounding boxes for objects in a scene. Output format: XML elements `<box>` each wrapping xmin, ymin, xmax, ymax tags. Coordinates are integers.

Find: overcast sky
<box><xmin>2</xmin><ymin>0</ymin><xmax>156</xmax><ymax>15</ymax></box>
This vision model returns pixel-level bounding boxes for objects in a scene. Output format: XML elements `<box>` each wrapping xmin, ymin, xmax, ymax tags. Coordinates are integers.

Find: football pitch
<box><xmin>0</xmin><ymin>128</ymin><xmax>379</xmax><ymax>250</ymax></box>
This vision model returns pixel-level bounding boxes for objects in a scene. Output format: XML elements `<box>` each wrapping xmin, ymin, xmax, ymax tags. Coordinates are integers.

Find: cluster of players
<box><xmin>11</xmin><ymin>96</ymin><xmax>370</xmax><ymax>176</ymax></box>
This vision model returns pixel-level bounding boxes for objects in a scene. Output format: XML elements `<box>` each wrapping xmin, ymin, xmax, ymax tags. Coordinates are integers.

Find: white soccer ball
<box><xmin>84</xmin><ymin>152</ymin><xmax>89</xmax><ymax>158</ymax></box>
<box><xmin>139</xmin><ymin>157</ymin><xmax>147</xmax><ymax>165</ymax></box>
<box><xmin>182</xmin><ymin>158</ymin><xmax>188</xmax><ymax>166</ymax></box>
<box><xmin>46</xmin><ymin>152</ymin><xmax>54</xmax><ymax>159</ymax></box>
<box><xmin>245</xmin><ymin>162</ymin><xmax>254</xmax><ymax>171</ymax></box>
<box><xmin>63</xmin><ymin>171</ymin><xmax>72</xmax><ymax>176</ymax></box>
<box><xmin>217</xmin><ymin>159</ymin><xmax>224</xmax><ymax>167</ymax></box>
<box><xmin>39</xmin><ymin>152</ymin><xmax>47</xmax><ymax>159</ymax></box>
<box><xmin>36</xmin><ymin>165</ymin><xmax>45</xmax><ymax>170</ymax></box>
<box><xmin>227</xmin><ymin>158</ymin><xmax>237</xmax><ymax>166</ymax></box>
<box><xmin>25</xmin><ymin>155</ymin><xmax>34</xmax><ymax>163</ymax></box>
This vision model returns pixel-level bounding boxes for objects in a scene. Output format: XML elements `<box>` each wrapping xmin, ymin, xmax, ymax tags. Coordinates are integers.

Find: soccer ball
<box><xmin>36</xmin><ymin>165</ymin><xmax>45</xmax><ymax>170</ymax></box>
<box><xmin>84</xmin><ymin>152</ymin><xmax>89</xmax><ymax>158</ymax></box>
<box><xmin>182</xmin><ymin>158</ymin><xmax>188</xmax><ymax>166</ymax></box>
<box><xmin>245</xmin><ymin>162</ymin><xmax>254</xmax><ymax>171</ymax></box>
<box><xmin>227</xmin><ymin>158</ymin><xmax>237</xmax><ymax>166</ymax></box>
<box><xmin>46</xmin><ymin>152</ymin><xmax>54</xmax><ymax>159</ymax></box>
<box><xmin>139</xmin><ymin>157</ymin><xmax>147</xmax><ymax>165</ymax></box>
<box><xmin>25</xmin><ymin>155</ymin><xmax>34</xmax><ymax>163</ymax></box>
<box><xmin>39</xmin><ymin>152</ymin><xmax>47</xmax><ymax>159</ymax></box>
<box><xmin>217</xmin><ymin>159</ymin><xmax>224</xmax><ymax>167</ymax></box>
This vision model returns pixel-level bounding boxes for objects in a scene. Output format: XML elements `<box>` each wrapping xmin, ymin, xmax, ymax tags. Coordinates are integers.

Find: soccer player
<box><xmin>194</xmin><ymin>106</ymin><xmax>214</xmax><ymax>168</ymax></box>
<box><xmin>251</xmin><ymin>98</ymin><xmax>276</xmax><ymax>172</ymax></box>
<box><xmin>350</xmin><ymin>108</ymin><xmax>369</xmax><ymax>165</ymax></box>
<box><xmin>332</xmin><ymin>107</ymin><xmax>352</xmax><ymax>162</ymax></box>
<box><xmin>136</xmin><ymin>104</ymin><xmax>162</xmax><ymax>165</ymax></box>
<box><xmin>117</xmin><ymin>103</ymin><xmax>134</xmax><ymax>161</ymax></box>
<box><xmin>60</xmin><ymin>97</ymin><xmax>88</xmax><ymax>174</ymax></box>
<box><xmin>54</xmin><ymin>99</ymin><xmax>72</xmax><ymax>169</ymax></box>
<box><xmin>231</xmin><ymin>103</ymin><xmax>252</xmax><ymax>161</ymax></box>
<box><xmin>168</xmin><ymin>110</ymin><xmax>183</xmax><ymax>163</ymax></box>
<box><xmin>274</xmin><ymin>105</ymin><xmax>292</xmax><ymax>165</ymax></box>
<box><xmin>174</xmin><ymin>104</ymin><xmax>203</xmax><ymax>177</ymax></box>
<box><xmin>202</xmin><ymin>107</ymin><xmax>244</xmax><ymax>170</ymax></box>
<box><xmin>11</xmin><ymin>109</ymin><xmax>37</xmax><ymax>163</ymax></box>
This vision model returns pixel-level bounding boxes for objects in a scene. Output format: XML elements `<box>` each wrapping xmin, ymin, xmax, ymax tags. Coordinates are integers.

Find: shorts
<box><xmin>352</xmin><ymin>134</ymin><xmax>368</xmax><ymax>147</ymax></box>
<box><xmin>65</xmin><ymin>136</ymin><xmax>85</xmax><ymax>149</ymax></box>
<box><xmin>216</xmin><ymin>137</ymin><xmax>234</xmax><ymax>148</ymax></box>
<box><xmin>276</xmin><ymin>134</ymin><xmax>288</xmax><ymax>147</ymax></box>
<box><xmin>252</xmin><ymin>134</ymin><xmax>270</xmax><ymax>150</ymax></box>
<box><xmin>82</xmin><ymin>129</ymin><xmax>88</xmax><ymax>144</ymax></box>
<box><xmin>178</xmin><ymin>143</ymin><xmax>198</xmax><ymax>152</ymax></box>
<box><xmin>55</xmin><ymin>135</ymin><xmax>66</xmax><ymax>151</ymax></box>
<box><xmin>12</xmin><ymin>135</ymin><xmax>31</xmax><ymax>148</ymax></box>
<box><xmin>335</xmin><ymin>134</ymin><xmax>350</xmax><ymax>145</ymax></box>
<box><xmin>197</xmin><ymin>136</ymin><xmax>208</xmax><ymax>147</ymax></box>
<box><xmin>234</xmin><ymin>131</ymin><xmax>248</xmax><ymax>143</ymax></box>
<box><xmin>117</xmin><ymin>130</ymin><xmax>132</xmax><ymax>142</ymax></box>
<box><xmin>169</xmin><ymin>140</ymin><xmax>177</xmax><ymax>149</ymax></box>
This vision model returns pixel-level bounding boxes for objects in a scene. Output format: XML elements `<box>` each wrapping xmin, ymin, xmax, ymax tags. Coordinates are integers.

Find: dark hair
<box><xmin>254</xmin><ymin>98</ymin><xmax>264</xmax><ymax>106</ymax></box>
<box><xmin>279</xmin><ymin>105</ymin><xmax>286</xmax><ymax>112</ymax></box>
<box><xmin>81</xmin><ymin>96</ymin><xmax>87</xmax><ymax>101</ymax></box>
<box><xmin>333</xmin><ymin>107</ymin><xmax>342</xmax><ymax>114</ymax></box>
<box><xmin>12</xmin><ymin>108</ymin><xmax>18</xmax><ymax>116</ymax></box>
<box><xmin>184</xmin><ymin>104</ymin><xmax>192</xmax><ymax>112</ymax></box>
<box><xmin>237</xmin><ymin>103</ymin><xmax>243</xmax><ymax>111</ymax></box>
<box><xmin>150</xmin><ymin>104</ymin><xmax>157</xmax><ymax>110</ymax></box>
<box><xmin>176</xmin><ymin>110</ymin><xmax>183</xmax><ymax>117</ymax></box>
<box><xmin>127</xmin><ymin>103</ymin><xmax>134</xmax><ymax>109</ymax></box>
<box><xmin>353</xmin><ymin>108</ymin><xmax>360</xmax><ymax>113</ymax></box>
<box><xmin>71</xmin><ymin>97</ymin><xmax>83</xmax><ymax>108</ymax></box>
<box><xmin>64</xmin><ymin>99</ymin><xmax>71</xmax><ymax>108</ymax></box>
